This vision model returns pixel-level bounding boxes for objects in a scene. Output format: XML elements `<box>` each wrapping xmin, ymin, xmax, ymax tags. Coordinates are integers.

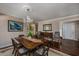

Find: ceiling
<box><xmin>0</xmin><ymin>3</ymin><xmax>79</xmax><ymax>21</ymax></box>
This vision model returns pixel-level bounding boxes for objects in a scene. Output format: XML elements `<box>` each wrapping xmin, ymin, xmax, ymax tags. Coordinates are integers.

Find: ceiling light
<box><xmin>23</xmin><ymin>5</ymin><xmax>33</xmax><ymax>23</ymax></box>
<box><xmin>26</xmin><ymin>16</ymin><xmax>33</xmax><ymax>22</ymax></box>
<box><xmin>23</xmin><ymin>5</ymin><xmax>31</xmax><ymax>12</ymax></box>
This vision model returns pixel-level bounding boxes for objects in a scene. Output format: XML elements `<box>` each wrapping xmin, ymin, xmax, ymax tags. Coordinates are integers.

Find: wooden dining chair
<box><xmin>11</xmin><ymin>38</ymin><xmax>17</xmax><ymax>54</ymax></box>
<box><xmin>53</xmin><ymin>32</ymin><xmax>62</xmax><ymax>48</ymax></box>
<box><xmin>33</xmin><ymin>45</ymin><xmax>49</xmax><ymax>56</ymax></box>
<box><xmin>19</xmin><ymin>35</ymin><xmax>24</xmax><ymax>37</ymax></box>
<box><xmin>11</xmin><ymin>38</ymin><xmax>28</xmax><ymax>56</ymax></box>
<box><xmin>11</xmin><ymin>38</ymin><xmax>22</xmax><ymax>54</ymax></box>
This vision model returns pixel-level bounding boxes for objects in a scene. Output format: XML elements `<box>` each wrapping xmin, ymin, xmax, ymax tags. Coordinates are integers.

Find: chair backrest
<box><xmin>54</xmin><ymin>32</ymin><xmax>60</xmax><ymax>38</ymax></box>
<box><xmin>11</xmin><ymin>38</ymin><xmax>18</xmax><ymax>48</ymax></box>
<box><xmin>19</xmin><ymin>34</ymin><xmax>24</xmax><ymax>37</ymax></box>
<box><xmin>53</xmin><ymin>32</ymin><xmax>62</xmax><ymax>44</ymax></box>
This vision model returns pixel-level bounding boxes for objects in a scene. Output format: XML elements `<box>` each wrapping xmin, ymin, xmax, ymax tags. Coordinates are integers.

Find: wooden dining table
<box><xmin>16</xmin><ymin>36</ymin><xmax>44</xmax><ymax>55</ymax></box>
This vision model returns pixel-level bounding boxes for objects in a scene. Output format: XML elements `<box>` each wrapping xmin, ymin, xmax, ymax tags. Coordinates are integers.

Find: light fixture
<box><xmin>23</xmin><ymin>5</ymin><xmax>33</xmax><ymax>23</ymax></box>
<box><xmin>23</xmin><ymin>5</ymin><xmax>31</xmax><ymax>12</ymax></box>
<box><xmin>26</xmin><ymin>16</ymin><xmax>33</xmax><ymax>23</ymax></box>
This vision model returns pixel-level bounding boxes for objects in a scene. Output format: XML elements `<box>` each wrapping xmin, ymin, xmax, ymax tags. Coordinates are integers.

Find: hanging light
<box><xmin>23</xmin><ymin>16</ymin><xmax>33</xmax><ymax>23</ymax></box>
<box><xmin>26</xmin><ymin>16</ymin><xmax>33</xmax><ymax>23</ymax></box>
<box><xmin>23</xmin><ymin>5</ymin><xmax>33</xmax><ymax>23</ymax></box>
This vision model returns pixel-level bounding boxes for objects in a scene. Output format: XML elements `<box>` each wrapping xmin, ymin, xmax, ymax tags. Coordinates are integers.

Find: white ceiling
<box><xmin>0</xmin><ymin>3</ymin><xmax>79</xmax><ymax>21</ymax></box>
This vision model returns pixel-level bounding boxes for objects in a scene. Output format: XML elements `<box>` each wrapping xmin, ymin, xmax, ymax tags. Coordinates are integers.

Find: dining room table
<box><xmin>16</xmin><ymin>36</ymin><xmax>44</xmax><ymax>55</ymax></box>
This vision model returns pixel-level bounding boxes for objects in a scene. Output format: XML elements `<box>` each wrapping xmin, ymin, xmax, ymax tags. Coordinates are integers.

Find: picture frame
<box><xmin>43</xmin><ymin>24</ymin><xmax>52</xmax><ymax>31</ymax></box>
<box><xmin>8</xmin><ymin>20</ymin><xmax>23</xmax><ymax>32</ymax></box>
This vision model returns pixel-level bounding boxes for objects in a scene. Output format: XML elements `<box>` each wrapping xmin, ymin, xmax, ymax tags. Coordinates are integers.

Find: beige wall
<box><xmin>0</xmin><ymin>15</ymin><xmax>26</xmax><ymax>48</ymax></box>
<box><xmin>38</xmin><ymin>14</ymin><xmax>79</xmax><ymax>41</ymax></box>
<box><xmin>38</xmin><ymin>20</ymin><xmax>60</xmax><ymax>33</ymax></box>
<box><xmin>1</xmin><ymin>14</ymin><xmax>79</xmax><ymax>48</ymax></box>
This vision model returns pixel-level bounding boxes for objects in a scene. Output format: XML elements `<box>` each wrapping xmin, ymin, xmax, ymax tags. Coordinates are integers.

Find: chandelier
<box><xmin>23</xmin><ymin>5</ymin><xmax>33</xmax><ymax>23</ymax></box>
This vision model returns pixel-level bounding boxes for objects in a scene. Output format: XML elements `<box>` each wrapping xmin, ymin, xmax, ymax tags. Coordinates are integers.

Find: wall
<box><xmin>59</xmin><ymin>18</ymin><xmax>79</xmax><ymax>40</ymax></box>
<box><xmin>59</xmin><ymin>16</ymin><xmax>79</xmax><ymax>41</ymax></box>
<box><xmin>0</xmin><ymin>15</ymin><xmax>26</xmax><ymax>48</ymax></box>
<box><xmin>38</xmin><ymin>14</ymin><xmax>79</xmax><ymax>41</ymax></box>
<box><xmin>38</xmin><ymin>20</ymin><xmax>60</xmax><ymax>34</ymax></box>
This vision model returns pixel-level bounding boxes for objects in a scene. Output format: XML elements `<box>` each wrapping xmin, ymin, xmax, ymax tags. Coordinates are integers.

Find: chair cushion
<box><xmin>53</xmin><ymin>38</ymin><xmax>61</xmax><ymax>42</ymax></box>
<box><xmin>19</xmin><ymin>48</ymin><xmax>28</xmax><ymax>54</ymax></box>
<box><xmin>35</xmin><ymin>46</ymin><xmax>48</xmax><ymax>55</ymax></box>
<box><xmin>36</xmin><ymin>47</ymin><xmax>43</xmax><ymax>55</ymax></box>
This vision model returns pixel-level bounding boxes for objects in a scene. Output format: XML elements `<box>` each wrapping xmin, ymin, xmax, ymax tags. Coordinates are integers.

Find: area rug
<box><xmin>0</xmin><ymin>47</ymin><xmax>69</xmax><ymax>56</ymax></box>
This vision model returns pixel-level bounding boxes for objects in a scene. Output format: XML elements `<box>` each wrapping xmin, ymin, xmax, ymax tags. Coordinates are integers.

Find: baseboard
<box><xmin>0</xmin><ymin>45</ymin><xmax>13</xmax><ymax>49</ymax></box>
<box><xmin>63</xmin><ymin>39</ymin><xmax>78</xmax><ymax>42</ymax></box>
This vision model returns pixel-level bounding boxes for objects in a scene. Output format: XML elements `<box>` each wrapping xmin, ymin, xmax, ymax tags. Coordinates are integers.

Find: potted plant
<box><xmin>27</xmin><ymin>30</ymin><xmax>33</xmax><ymax>39</ymax></box>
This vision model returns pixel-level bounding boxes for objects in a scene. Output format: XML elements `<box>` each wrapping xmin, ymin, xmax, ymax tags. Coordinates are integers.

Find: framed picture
<box><xmin>8</xmin><ymin>20</ymin><xmax>23</xmax><ymax>32</ymax></box>
<box><xmin>43</xmin><ymin>24</ymin><xmax>52</xmax><ymax>31</ymax></box>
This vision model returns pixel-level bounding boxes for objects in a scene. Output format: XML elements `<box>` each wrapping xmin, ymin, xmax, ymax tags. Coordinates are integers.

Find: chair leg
<box><xmin>47</xmin><ymin>52</ymin><xmax>48</xmax><ymax>56</ymax></box>
<box><xmin>16</xmin><ymin>51</ymin><xmax>20</xmax><ymax>56</ymax></box>
<box><xmin>12</xmin><ymin>49</ymin><xmax>14</xmax><ymax>54</ymax></box>
<box><xmin>12</xmin><ymin>48</ymin><xmax>15</xmax><ymax>54</ymax></box>
<box><xmin>15</xmin><ymin>49</ymin><xmax>21</xmax><ymax>56</ymax></box>
<box><xmin>14</xmin><ymin>49</ymin><xmax>18</xmax><ymax>56</ymax></box>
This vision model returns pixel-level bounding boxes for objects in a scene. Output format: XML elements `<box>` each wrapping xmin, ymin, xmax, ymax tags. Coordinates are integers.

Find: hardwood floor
<box><xmin>52</xmin><ymin>39</ymin><xmax>79</xmax><ymax>56</ymax></box>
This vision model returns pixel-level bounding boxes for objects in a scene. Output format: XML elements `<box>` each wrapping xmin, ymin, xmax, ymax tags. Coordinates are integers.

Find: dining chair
<box><xmin>53</xmin><ymin>32</ymin><xmax>62</xmax><ymax>48</ymax></box>
<box><xmin>53</xmin><ymin>32</ymin><xmax>62</xmax><ymax>42</ymax></box>
<box><xmin>11</xmin><ymin>38</ymin><xmax>28</xmax><ymax>56</ymax></box>
<box><xmin>33</xmin><ymin>45</ymin><xmax>49</xmax><ymax>56</ymax></box>
<box><xmin>11</xmin><ymin>38</ymin><xmax>22</xmax><ymax>54</ymax></box>
<box><xmin>19</xmin><ymin>34</ymin><xmax>24</xmax><ymax>37</ymax></box>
